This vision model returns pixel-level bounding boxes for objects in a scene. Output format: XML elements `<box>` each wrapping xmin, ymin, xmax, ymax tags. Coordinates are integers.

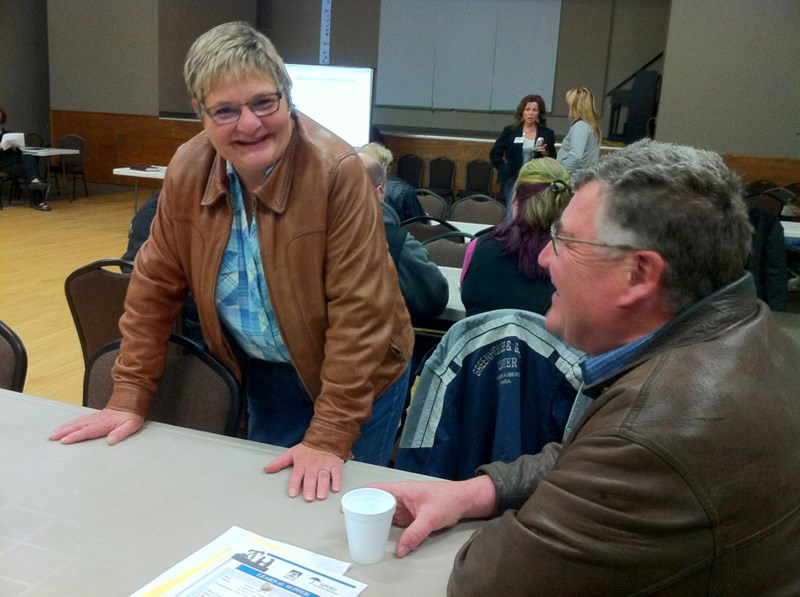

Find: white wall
<box><xmin>658</xmin><ymin>0</ymin><xmax>800</xmax><ymax>157</ymax></box>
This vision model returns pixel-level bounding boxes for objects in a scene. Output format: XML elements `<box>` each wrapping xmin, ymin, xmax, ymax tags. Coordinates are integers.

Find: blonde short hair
<box><xmin>357</xmin><ymin>142</ymin><xmax>394</xmax><ymax>171</ymax></box>
<box><xmin>184</xmin><ymin>21</ymin><xmax>293</xmax><ymax>108</ymax></box>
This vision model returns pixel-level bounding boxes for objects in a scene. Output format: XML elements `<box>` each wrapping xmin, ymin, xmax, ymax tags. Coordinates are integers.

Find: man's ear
<box><xmin>618</xmin><ymin>250</ymin><xmax>665</xmax><ymax>307</ymax></box>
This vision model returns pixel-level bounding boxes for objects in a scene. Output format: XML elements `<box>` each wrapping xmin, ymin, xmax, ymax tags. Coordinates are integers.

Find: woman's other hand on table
<box><xmin>264</xmin><ymin>443</ymin><xmax>343</xmax><ymax>502</ymax></box>
<box><xmin>49</xmin><ymin>409</ymin><xmax>144</xmax><ymax>445</ymax></box>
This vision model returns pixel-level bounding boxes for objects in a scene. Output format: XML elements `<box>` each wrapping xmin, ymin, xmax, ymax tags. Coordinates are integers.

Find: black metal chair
<box><xmin>58</xmin><ymin>134</ymin><xmax>88</xmax><ymax>199</ymax></box>
<box><xmin>396</xmin><ymin>153</ymin><xmax>424</xmax><ymax>188</ymax></box>
<box><xmin>65</xmin><ymin>258</ymin><xmax>134</xmax><ymax>367</ymax></box>
<box><xmin>401</xmin><ymin>215</ymin><xmax>460</xmax><ymax>243</ymax></box>
<box><xmin>84</xmin><ymin>334</ymin><xmax>242</xmax><ymax>437</ymax></box>
<box><xmin>457</xmin><ymin>159</ymin><xmax>494</xmax><ymax>198</ymax></box>
<box><xmin>421</xmin><ymin>231</ymin><xmax>475</xmax><ymax>268</ymax></box>
<box><xmin>449</xmin><ymin>194</ymin><xmax>506</xmax><ymax>225</ymax></box>
<box><xmin>427</xmin><ymin>156</ymin><xmax>456</xmax><ymax>201</ymax></box>
<box><xmin>416</xmin><ymin>189</ymin><xmax>449</xmax><ymax>220</ymax></box>
<box><xmin>0</xmin><ymin>320</ymin><xmax>28</xmax><ymax>392</ymax></box>
<box><xmin>744</xmin><ymin>188</ymin><xmax>789</xmax><ymax>217</ymax></box>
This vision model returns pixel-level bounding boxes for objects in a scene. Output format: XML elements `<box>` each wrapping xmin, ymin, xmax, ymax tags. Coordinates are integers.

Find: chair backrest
<box><xmin>744</xmin><ymin>189</ymin><xmax>786</xmax><ymax>216</ymax></box>
<box><xmin>396</xmin><ymin>153</ymin><xmax>424</xmax><ymax>188</ymax></box>
<box><xmin>421</xmin><ymin>231</ymin><xmax>475</xmax><ymax>267</ymax></box>
<box><xmin>449</xmin><ymin>194</ymin><xmax>507</xmax><ymax>225</ymax></box>
<box><xmin>395</xmin><ymin>309</ymin><xmax>585</xmax><ymax>480</ymax></box>
<box><xmin>744</xmin><ymin>179</ymin><xmax>778</xmax><ymax>196</ymax></box>
<box><xmin>458</xmin><ymin>159</ymin><xmax>493</xmax><ymax>197</ymax></box>
<box><xmin>427</xmin><ymin>157</ymin><xmax>456</xmax><ymax>199</ymax></box>
<box><xmin>415</xmin><ymin>189</ymin><xmax>449</xmax><ymax>220</ymax></box>
<box><xmin>58</xmin><ymin>134</ymin><xmax>86</xmax><ymax>170</ymax></box>
<box><xmin>65</xmin><ymin>258</ymin><xmax>134</xmax><ymax>366</ymax></box>
<box><xmin>401</xmin><ymin>215</ymin><xmax>459</xmax><ymax>243</ymax></box>
<box><xmin>84</xmin><ymin>334</ymin><xmax>242</xmax><ymax>436</ymax></box>
<box><xmin>0</xmin><ymin>320</ymin><xmax>28</xmax><ymax>392</ymax></box>
<box><xmin>25</xmin><ymin>132</ymin><xmax>44</xmax><ymax>148</ymax></box>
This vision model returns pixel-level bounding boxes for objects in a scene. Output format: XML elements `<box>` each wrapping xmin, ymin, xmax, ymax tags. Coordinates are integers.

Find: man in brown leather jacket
<box><xmin>373</xmin><ymin>139</ymin><xmax>800</xmax><ymax>595</ymax></box>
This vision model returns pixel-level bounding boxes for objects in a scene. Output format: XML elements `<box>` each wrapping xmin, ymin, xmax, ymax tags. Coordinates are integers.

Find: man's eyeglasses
<box><xmin>200</xmin><ymin>93</ymin><xmax>283</xmax><ymax>125</ymax></box>
<box><xmin>549</xmin><ymin>222</ymin><xmax>642</xmax><ymax>256</ymax></box>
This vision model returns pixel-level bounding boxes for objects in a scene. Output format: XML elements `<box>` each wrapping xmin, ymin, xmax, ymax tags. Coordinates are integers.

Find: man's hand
<box><xmin>369</xmin><ymin>475</ymin><xmax>496</xmax><ymax>557</ymax></box>
<box><xmin>264</xmin><ymin>443</ymin><xmax>344</xmax><ymax>502</ymax></box>
<box><xmin>49</xmin><ymin>409</ymin><xmax>145</xmax><ymax>445</ymax></box>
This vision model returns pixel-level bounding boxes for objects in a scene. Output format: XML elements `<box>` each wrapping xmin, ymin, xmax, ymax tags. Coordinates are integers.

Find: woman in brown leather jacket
<box><xmin>51</xmin><ymin>22</ymin><xmax>413</xmax><ymax>503</ymax></box>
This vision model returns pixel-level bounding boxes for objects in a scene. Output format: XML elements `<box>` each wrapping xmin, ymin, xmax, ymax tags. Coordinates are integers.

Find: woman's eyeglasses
<box><xmin>201</xmin><ymin>93</ymin><xmax>283</xmax><ymax>125</ymax></box>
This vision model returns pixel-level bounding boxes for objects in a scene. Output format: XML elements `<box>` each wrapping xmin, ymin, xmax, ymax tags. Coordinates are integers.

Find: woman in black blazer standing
<box><xmin>489</xmin><ymin>94</ymin><xmax>555</xmax><ymax>203</ymax></box>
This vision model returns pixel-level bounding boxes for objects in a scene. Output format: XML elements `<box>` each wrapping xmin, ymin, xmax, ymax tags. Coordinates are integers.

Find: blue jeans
<box><xmin>245</xmin><ymin>359</ymin><xmax>411</xmax><ymax>466</ymax></box>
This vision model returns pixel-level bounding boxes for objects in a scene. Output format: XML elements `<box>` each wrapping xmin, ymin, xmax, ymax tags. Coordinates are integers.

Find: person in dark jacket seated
<box><xmin>0</xmin><ymin>108</ymin><xmax>51</xmax><ymax>211</ymax></box>
<box><xmin>371</xmin><ymin>139</ymin><xmax>800</xmax><ymax>595</ymax></box>
<box><xmin>461</xmin><ymin>158</ymin><xmax>571</xmax><ymax>317</ymax></box>
<box><xmin>358</xmin><ymin>152</ymin><xmax>448</xmax><ymax>320</ymax></box>
<box><xmin>359</xmin><ymin>142</ymin><xmax>424</xmax><ymax>222</ymax></box>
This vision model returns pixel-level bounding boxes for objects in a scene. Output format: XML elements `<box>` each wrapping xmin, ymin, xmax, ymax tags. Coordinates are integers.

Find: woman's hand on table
<box><xmin>264</xmin><ymin>443</ymin><xmax>344</xmax><ymax>502</ymax></box>
<box><xmin>49</xmin><ymin>409</ymin><xmax>144</xmax><ymax>445</ymax></box>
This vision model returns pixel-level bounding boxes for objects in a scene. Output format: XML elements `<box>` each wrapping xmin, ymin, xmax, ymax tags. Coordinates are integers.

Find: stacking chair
<box><xmin>65</xmin><ymin>258</ymin><xmax>134</xmax><ymax>367</ymax></box>
<box><xmin>415</xmin><ymin>189</ymin><xmax>449</xmax><ymax>220</ymax></box>
<box><xmin>0</xmin><ymin>320</ymin><xmax>28</xmax><ymax>392</ymax></box>
<box><xmin>744</xmin><ymin>188</ymin><xmax>788</xmax><ymax>217</ymax></box>
<box><xmin>743</xmin><ymin>179</ymin><xmax>778</xmax><ymax>196</ymax></box>
<box><xmin>401</xmin><ymin>215</ymin><xmax>459</xmax><ymax>243</ymax></box>
<box><xmin>57</xmin><ymin>134</ymin><xmax>88</xmax><ymax>199</ymax></box>
<box><xmin>396</xmin><ymin>153</ymin><xmax>424</xmax><ymax>188</ymax></box>
<box><xmin>456</xmin><ymin>159</ymin><xmax>493</xmax><ymax>199</ymax></box>
<box><xmin>84</xmin><ymin>334</ymin><xmax>242</xmax><ymax>437</ymax></box>
<box><xmin>448</xmin><ymin>194</ymin><xmax>506</xmax><ymax>225</ymax></box>
<box><xmin>421</xmin><ymin>231</ymin><xmax>475</xmax><ymax>268</ymax></box>
<box><xmin>395</xmin><ymin>309</ymin><xmax>585</xmax><ymax>480</ymax></box>
<box><xmin>426</xmin><ymin>156</ymin><xmax>456</xmax><ymax>201</ymax></box>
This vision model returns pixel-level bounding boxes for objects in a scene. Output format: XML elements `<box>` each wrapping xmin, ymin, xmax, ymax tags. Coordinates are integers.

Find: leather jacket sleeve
<box><xmin>449</xmin><ymin>434</ymin><xmax>711</xmax><ymax>595</ymax></box>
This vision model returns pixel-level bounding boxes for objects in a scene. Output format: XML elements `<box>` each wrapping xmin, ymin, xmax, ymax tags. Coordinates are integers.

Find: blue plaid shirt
<box><xmin>215</xmin><ymin>163</ymin><xmax>291</xmax><ymax>363</ymax></box>
<box><xmin>580</xmin><ymin>330</ymin><xmax>658</xmax><ymax>386</ymax></box>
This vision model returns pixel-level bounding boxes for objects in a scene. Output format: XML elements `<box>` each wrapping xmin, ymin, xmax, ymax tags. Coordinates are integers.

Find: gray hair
<box><xmin>577</xmin><ymin>139</ymin><xmax>752</xmax><ymax>314</ymax></box>
<box><xmin>184</xmin><ymin>21</ymin><xmax>293</xmax><ymax>108</ymax></box>
<box><xmin>360</xmin><ymin>153</ymin><xmax>387</xmax><ymax>189</ymax></box>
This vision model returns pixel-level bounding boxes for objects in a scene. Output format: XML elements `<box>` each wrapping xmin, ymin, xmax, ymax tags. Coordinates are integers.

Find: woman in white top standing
<box><xmin>557</xmin><ymin>87</ymin><xmax>601</xmax><ymax>181</ymax></box>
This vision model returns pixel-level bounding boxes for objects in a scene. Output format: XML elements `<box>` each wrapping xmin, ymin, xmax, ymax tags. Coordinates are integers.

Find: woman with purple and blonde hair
<box><xmin>460</xmin><ymin>157</ymin><xmax>571</xmax><ymax>317</ymax></box>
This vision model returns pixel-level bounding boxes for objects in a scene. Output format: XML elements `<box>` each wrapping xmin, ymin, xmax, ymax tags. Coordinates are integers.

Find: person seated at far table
<box><xmin>371</xmin><ymin>139</ymin><xmax>800</xmax><ymax>595</ymax></box>
<box><xmin>0</xmin><ymin>107</ymin><xmax>51</xmax><ymax>211</ymax></box>
<box><xmin>460</xmin><ymin>158</ymin><xmax>571</xmax><ymax>318</ymax></box>
<box><xmin>358</xmin><ymin>142</ymin><xmax>424</xmax><ymax>222</ymax></box>
<box><xmin>358</xmin><ymin>152</ymin><xmax>448</xmax><ymax>320</ymax></box>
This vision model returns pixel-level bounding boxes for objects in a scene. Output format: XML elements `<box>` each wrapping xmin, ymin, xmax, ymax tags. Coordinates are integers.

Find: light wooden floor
<box><xmin>0</xmin><ymin>191</ymin><xmax>136</xmax><ymax>405</ymax></box>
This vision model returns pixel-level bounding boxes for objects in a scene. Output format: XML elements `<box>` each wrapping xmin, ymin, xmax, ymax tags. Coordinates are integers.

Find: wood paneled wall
<box><xmin>51</xmin><ymin>111</ymin><xmax>799</xmax><ymax>189</ymax></box>
<box><xmin>719</xmin><ymin>154</ymin><xmax>800</xmax><ymax>187</ymax></box>
<box><xmin>51</xmin><ymin>111</ymin><xmax>202</xmax><ymax>185</ymax></box>
<box><xmin>383</xmin><ymin>134</ymin><xmax>497</xmax><ymax>195</ymax></box>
